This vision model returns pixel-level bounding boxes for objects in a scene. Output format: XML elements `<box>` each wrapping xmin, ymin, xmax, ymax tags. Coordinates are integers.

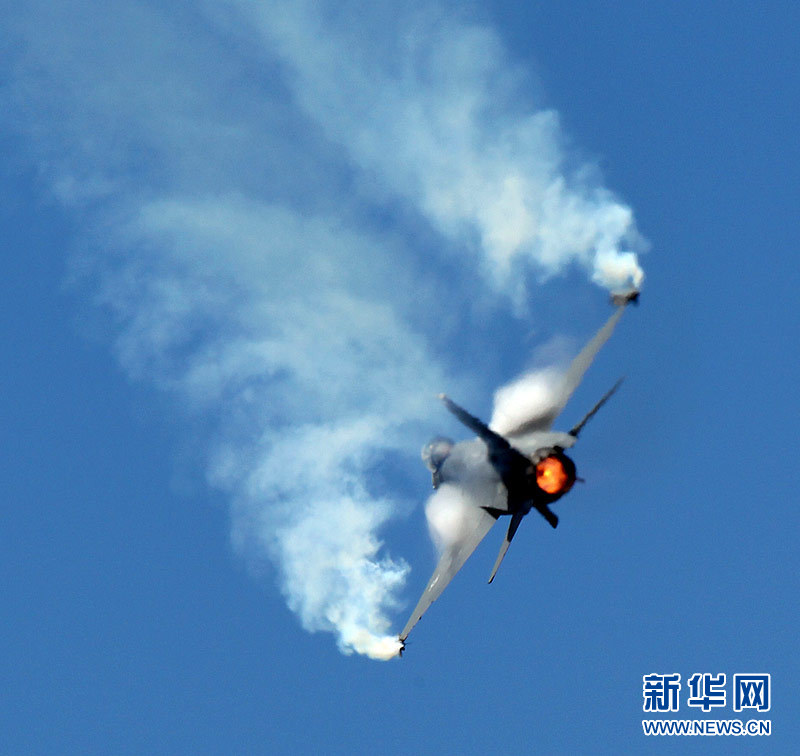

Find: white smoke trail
<box><xmin>222</xmin><ymin>0</ymin><xmax>646</xmax><ymax>296</ymax></box>
<box><xmin>3</xmin><ymin>0</ymin><xmax>646</xmax><ymax>659</ymax></box>
<box><xmin>108</xmin><ymin>196</ymin><xmax>445</xmax><ymax>660</ymax></box>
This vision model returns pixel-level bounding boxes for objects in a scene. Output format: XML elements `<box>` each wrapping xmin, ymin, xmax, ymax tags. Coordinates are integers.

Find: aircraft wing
<box><xmin>504</xmin><ymin>300</ymin><xmax>631</xmax><ymax>440</ymax></box>
<box><xmin>399</xmin><ymin>483</ymin><xmax>501</xmax><ymax>641</ymax></box>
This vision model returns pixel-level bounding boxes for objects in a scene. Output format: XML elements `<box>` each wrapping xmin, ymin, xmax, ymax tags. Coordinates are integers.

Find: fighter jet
<box><xmin>398</xmin><ymin>290</ymin><xmax>638</xmax><ymax>648</ymax></box>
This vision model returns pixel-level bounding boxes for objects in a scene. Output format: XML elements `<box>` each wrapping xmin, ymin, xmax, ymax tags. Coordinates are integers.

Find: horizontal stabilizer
<box><xmin>535</xmin><ymin>505</ymin><xmax>559</xmax><ymax>529</ymax></box>
<box><xmin>568</xmin><ymin>378</ymin><xmax>624</xmax><ymax>438</ymax></box>
<box><xmin>488</xmin><ymin>512</ymin><xmax>523</xmax><ymax>583</ymax></box>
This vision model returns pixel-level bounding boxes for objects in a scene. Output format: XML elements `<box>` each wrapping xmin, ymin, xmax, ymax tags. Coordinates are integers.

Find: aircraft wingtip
<box><xmin>610</xmin><ymin>288</ymin><xmax>640</xmax><ymax>307</ymax></box>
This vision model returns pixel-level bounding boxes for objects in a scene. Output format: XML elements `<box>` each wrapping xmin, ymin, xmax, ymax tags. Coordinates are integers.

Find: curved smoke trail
<box><xmin>3</xmin><ymin>0</ymin><xmax>645</xmax><ymax>659</ymax></box>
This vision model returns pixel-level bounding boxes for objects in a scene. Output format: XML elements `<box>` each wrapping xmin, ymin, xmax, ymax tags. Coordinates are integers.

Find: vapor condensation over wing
<box><xmin>492</xmin><ymin>304</ymin><xmax>628</xmax><ymax>440</ymax></box>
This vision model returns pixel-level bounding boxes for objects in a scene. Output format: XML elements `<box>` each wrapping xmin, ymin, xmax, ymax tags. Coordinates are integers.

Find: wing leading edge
<box><xmin>503</xmin><ymin>300</ymin><xmax>631</xmax><ymax>441</ymax></box>
<box><xmin>399</xmin><ymin>485</ymin><xmax>500</xmax><ymax>642</ymax></box>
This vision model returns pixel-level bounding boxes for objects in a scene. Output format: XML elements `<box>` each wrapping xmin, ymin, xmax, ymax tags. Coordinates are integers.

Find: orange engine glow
<box><xmin>535</xmin><ymin>455</ymin><xmax>575</xmax><ymax>495</ymax></box>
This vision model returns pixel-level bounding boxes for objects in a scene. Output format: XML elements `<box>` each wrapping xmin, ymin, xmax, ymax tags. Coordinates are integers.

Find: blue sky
<box><xmin>2</xmin><ymin>1</ymin><xmax>798</xmax><ymax>753</ymax></box>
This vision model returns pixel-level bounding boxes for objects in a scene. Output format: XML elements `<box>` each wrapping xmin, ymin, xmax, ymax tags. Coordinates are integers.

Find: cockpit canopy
<box><xmin>421</xmin><ymin>436</ymin><xmax>454</xmax><ymax>473</ymax></box>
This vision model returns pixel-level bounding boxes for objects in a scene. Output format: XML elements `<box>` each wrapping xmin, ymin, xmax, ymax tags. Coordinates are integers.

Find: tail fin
<box><xmin>439</xmin><ymin>394</ymin><xmax>511</xmax><ymax>453</ymax></box>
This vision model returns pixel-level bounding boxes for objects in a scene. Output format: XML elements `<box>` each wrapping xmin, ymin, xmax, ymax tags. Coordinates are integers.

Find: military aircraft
<box><xmin>398</xmin><ymin>290</ymin><xmax>638</xmax><ymax>650</ymax></box>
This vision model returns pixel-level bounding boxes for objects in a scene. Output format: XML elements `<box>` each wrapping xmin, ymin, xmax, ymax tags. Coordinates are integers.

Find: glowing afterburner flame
<box><xmin>535</xmin><ymin>456</ymin><xmax>574</xmax><ymax>495</ymax></box>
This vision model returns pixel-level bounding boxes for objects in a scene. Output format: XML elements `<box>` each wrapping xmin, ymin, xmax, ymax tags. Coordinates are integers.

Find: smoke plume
<box><xmin>3</xmin><ymin>0</ymin><xmax>645</xmax><ymax>659</ymax></box>
<box><xmin>227</xmin><ymin>0</ymin><xmax>646</xmax><ymax>296</ymax></box>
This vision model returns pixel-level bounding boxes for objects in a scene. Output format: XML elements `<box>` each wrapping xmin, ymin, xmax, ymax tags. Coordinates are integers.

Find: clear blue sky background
<box><xmin>2</xmin><ymin>2</ymin><xmax>798</xmax><ymax>754</ymax></box>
